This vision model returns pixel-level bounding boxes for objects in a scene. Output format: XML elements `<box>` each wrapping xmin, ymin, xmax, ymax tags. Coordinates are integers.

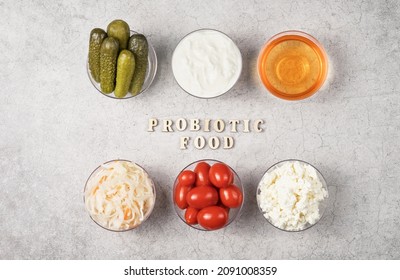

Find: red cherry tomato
<box><xmin>209</xmin><ymin>163</ymin><xmax>233</xmax><ymax>188</ymax></box>
<box><xmin>194</xmin><ymin>161</ymin><xmax>211</xmax><ymax>186</ymax></box>
<box><xmin>229</xmin><ymin>173</ymin><xmax>234</xmax><ymax>185</ymax></box>
<box><xmin>174</xmin><ymin>183</ymin><xmax>192</xmax><ymax>209</ymax></box>
<box><xmin>185</xmin><ymin>207</ymin><xmax>199</xmax><ymax>225</ymax></box>
<box><xmin>219</xmin><ymin>184</ymin><xmax>243</xmax><ymax>208</ymax></box>
<box><xmin>178</xmin><ymin>170</ymin><xmax>196</xmax><ymax>186</ymax></box>
<box><xmin>217</xmin><ymin>201</ymin><xmax>230</xmax><ymax>215</ymax></box>
<box><xmin>186</xmin><ymin>186</ymin><xmax>218</xmax><ymax>209</ymax></box>
<box><xmin>197</xmin><ymin>206</ymin><xmax>228</xmax><ymax>230</ymax></box>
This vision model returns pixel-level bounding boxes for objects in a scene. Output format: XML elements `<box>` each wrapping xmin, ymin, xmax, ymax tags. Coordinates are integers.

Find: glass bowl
<box><xmin>84</xmin><ymin>159</ymin><xmax>156</xmax><ymax>232</ymax></box>
<box><xmin>256</xmin><ymin>159</ymin><xmax>329</xmax><ymax>232</ymax></box>
<box><xmin>173</xmin><ymin>159</ymin><xmax>244</xmax><ymax>231</ymax></box>
<box><xmin>257</xmin><ymin>30</ymin><xmax>328</xmax><ymax>101</ymax></box>
<box><xmin>172</xmin><ymin>29</ymin><xmax>242</xmax><ymax>99</ymax></box>
<box><xmin>87</xmin><ymin>30</ymin><xmax>157</xmax><ymax>99</ymax></box>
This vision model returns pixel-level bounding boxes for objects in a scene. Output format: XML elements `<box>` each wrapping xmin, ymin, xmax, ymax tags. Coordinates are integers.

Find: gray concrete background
<box><xmin>0</xmin><ymin>0</ymin><xmax>399</xmax><ymax>259</ymax></box>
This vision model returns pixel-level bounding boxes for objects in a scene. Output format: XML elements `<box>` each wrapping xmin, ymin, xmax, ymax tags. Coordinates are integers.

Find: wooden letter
<box><xmin>213</xmin><ymin>119</ymin><xmax>225</xmax><ymax>133</ymax></box>
<box><xmin>223</xmin><ymin>137</ymin><xmax>234</xmax><ymax>149</ymax></box>
<box><xmin>204</xmin><ymin>119</ymin><xmax>211</xmax><ymax>132</ymax></box>
<box><xmin>176</xmin><ymin>118</ymin><xmax>188</xmax><ymax>131</ymax></box>
<box><xmin>209</xmin><ymin>137</ymin><xmax>220</xmax><ymax>150</ymax></box>
<box><xmin>243</xmin><ymin>119</ymin><xmax>250</xmax><ymax>132</ymax></box>
<box><xmin>229</xmin><ymin>120</ymin><xmax>239</xmax><ymax>132</ymax></box>
<box><xmin>194</xmin><ymin>136</ymin><xmax>206</xmax><ymax>149</ymax></box>
<box><xmin>180</xmin><ymin>136</ymin><xmax>190</xmax><ymax>149</ymax></box>
<box><xmin>254</xmin><ymin>119</ymin><xmax>264</xmax><ymax>132</ymax></box>
<box><xmin>162</xmin><ymin>120</ymin><xmax>174</xmax><ymax>132</ymax></box>
<box><xmin>148</xmin><ymin>118</ymin><xmax>158</xmax><ymax>132</ymax></box>
<box><xmin>190</xmin><ymin>119</ymin><xmax>200</xmax><ymax>131</ymax></box>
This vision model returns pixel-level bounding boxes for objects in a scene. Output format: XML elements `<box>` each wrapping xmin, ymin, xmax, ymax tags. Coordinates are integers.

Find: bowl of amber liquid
<box><xmin>257</xmin><ymin>30</ymin><xmax>328</xmax><ymax>100</ymax></box>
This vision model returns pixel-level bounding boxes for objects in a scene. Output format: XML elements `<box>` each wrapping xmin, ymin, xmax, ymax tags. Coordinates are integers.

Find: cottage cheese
<box><xmin>257</xmin><ymin>161</ymin><xmax>328</xmax><ymax>231</ymax></box>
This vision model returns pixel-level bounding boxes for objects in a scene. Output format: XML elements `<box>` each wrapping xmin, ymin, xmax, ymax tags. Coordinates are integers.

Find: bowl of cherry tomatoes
<box><xmin>173</xmin><ymin>159</ymin><xmax>244</xmax><ymax>231</ymax></box>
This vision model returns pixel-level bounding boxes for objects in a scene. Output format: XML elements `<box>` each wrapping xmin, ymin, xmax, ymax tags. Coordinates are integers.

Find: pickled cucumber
<box><xmin>88</xmin><ymin>28</ymin><xmax>107</xmax><ymax>83</ymax></box>
<box><xmin>100</xmin><ymin>37</ymin><xmax>119</xmax><ymax>94</ymax></box>
<box><xmin>128</xmin><ymin>34</ymin><xmax>148</xmax><ymax>96</ymax></box>
<box><xmin>107</xmin><ymin>20</ymin><xmax>130</xmax><ymax>50</ymax></box>
<box><xmin>115</xmin><ymin>50</ymin><xmax>135</xmax><ymax>98</ymax></box>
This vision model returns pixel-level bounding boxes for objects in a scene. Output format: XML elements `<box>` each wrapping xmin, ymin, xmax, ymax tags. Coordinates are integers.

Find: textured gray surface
<box><xmin>0</xmin><ymin>0</ymin><xmax>399</xmax><ymax>259</ymax></box>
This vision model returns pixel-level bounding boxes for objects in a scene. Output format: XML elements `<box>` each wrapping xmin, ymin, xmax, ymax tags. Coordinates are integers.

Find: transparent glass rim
<box><xmin>171</xmin><ymin>28</ymin><xmax>243</xmax><ymax>99</ymax></box>
<box><xmin>256</xmin><ymin>159</ymin><xmax>329</xmax><ymax>232</ymax></box>
<box><xmin>83</xmin><ymin>159</ymin><xmax>156</xmax><ymax>232</ymax></box>
<box><xmin>87</xmin><ymin>30</ymin><xmax>158</xmax><ymax>100</ymax></box>
<box><xmin>172</xmin><ymin>158</ymin><xmax>244</xmax><ymax>231</ymax></box>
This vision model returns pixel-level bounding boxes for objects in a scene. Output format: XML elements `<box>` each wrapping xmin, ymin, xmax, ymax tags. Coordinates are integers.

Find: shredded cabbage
<box><xmin>85</xmin><ymin>160</ymin><xmax>155</xmax><ymax>230</ymax></box>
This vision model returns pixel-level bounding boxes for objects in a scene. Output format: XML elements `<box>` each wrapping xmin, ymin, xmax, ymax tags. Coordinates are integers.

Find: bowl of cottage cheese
<box><xmin>257</xmin><ymin>159</ymin><xmax>329</xmax><ymax>231</ymax></box>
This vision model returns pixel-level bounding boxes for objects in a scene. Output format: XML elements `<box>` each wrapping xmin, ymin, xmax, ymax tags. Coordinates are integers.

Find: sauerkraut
<box><xmin>85</xmin><ymin>160</ymin><xmax>155</xmax><ymax>230</ymax></box>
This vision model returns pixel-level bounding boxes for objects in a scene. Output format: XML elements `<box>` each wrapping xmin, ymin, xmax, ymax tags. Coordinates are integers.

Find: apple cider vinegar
<box><xmin>258</xmin><ymin>31</ymin><xmax>328</xmax><ymax>100</ymax></box>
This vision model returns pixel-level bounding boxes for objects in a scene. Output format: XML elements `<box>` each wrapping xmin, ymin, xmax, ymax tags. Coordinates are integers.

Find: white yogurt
<box><xmin>172</xmin><ymin>29</ymin><xmax>242</xmax><ymax>98</ymax></box>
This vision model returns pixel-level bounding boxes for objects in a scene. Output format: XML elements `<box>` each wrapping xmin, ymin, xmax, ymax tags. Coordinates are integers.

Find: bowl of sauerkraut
<box><xmin>84</xmin><ymin>159</ymin><xmax>156</xmax><ymax>231</ymax></box>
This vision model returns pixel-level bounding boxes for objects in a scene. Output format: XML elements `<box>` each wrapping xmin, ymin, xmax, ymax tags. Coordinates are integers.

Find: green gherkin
<box><xmin>88</xmin><ymin>28</ymin><xmax>107</xmax><ymax>82</ymax></box>
<box><xmin>128</xmin><ymin>34</ymin><xmax>148</xmax><ymax>96</ymax></box>
<box><xmin>115</xmin><ymin>50</ymin><xmax>136</xmax><ymax>98</ymax></box>
<box><xmin>107</xmin><ymin>20</ymin><xmax>130</xmax><ymax>50</ymax></box>
<box><xmin>99</xmin><ymin>37</ymin><xmax>119</xmax><ymax>94</ymax></box>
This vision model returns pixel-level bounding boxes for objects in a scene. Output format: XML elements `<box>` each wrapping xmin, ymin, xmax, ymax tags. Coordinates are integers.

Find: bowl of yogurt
<box><xmin>172</xmin><ymin>29</ymin><xmax>242</xmax><ymax>99</ymax></box>
<box><xmin>257</xmin><ymin>159</ymin><xmax>329</xmax><ymax>232</ymax></box>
